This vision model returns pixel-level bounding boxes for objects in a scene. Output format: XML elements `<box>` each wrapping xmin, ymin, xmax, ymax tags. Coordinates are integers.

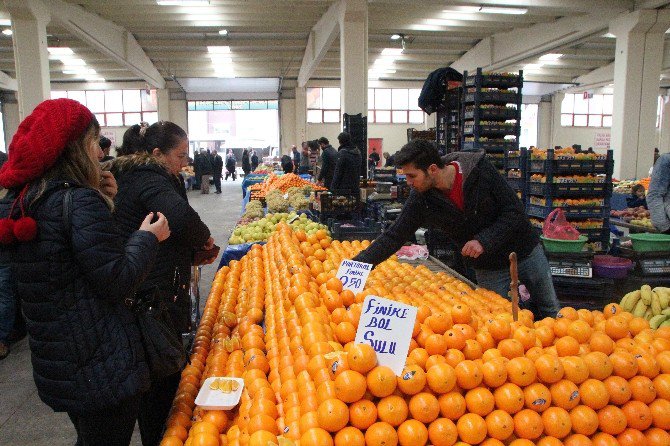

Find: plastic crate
<box><xmin>465</xmin><ymin>73</ymin><xmax>521</xmax><ymax>89</ymax></box>
<box><xmin>463</xmin><ymin>123</ymin><xmax>518</xmax><ymax>136</ymax></box>
<box><xmin>528</xmin><ymin>181</ymin><xmax>611</xmax><ymax>197</ymax></box>
<box><xmin>527</xmin><ymin>204</ymin><xmax>609</xmax><ymax>220</ymax></box>
<box><xmin>552</xmin><ymin>276</ymin><xmax>614</xmax><ymax>310</ymax></box>
<box><xmin>529</xmin><ymin>158</ymin><xmax>613</xmax><ymax>174</ymax></box>
<box><xmin>464</xmin><ymin>91</ymin><xmax>519</xmax><ymax>104</ymax></box>
<box><xmin>506</xmin><ymin>177</ymin><xmax>525</xmax><ymax>192</ymax></box>
<box><xmin>464</xmin><ymin>108</ymin><xmax>519</xmax><ymax>121</ymax></box>
<box><xmin>329</xmin><ymin>219</ymin><xmax>382</xmax><ymax>241</ymax></box>
<box><xmin>462</xmin><ymin>141</ymin><xmax>516</xmax><ymax>152</ymax></box>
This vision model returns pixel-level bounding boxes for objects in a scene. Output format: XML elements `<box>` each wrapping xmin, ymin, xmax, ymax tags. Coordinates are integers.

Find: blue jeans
<box><xmin>474</xmin><ymin>244</ymin><xmax>560</xmax><ymax>319</ymax></box>
<box><xmin>0</xmin><ymin>265</ymin><xmax>15</xmax><ymax>342</ymax></box>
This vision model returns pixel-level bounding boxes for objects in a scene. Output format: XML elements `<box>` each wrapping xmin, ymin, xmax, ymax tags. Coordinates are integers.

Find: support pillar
<box><xmin>157</xmin><ymin>88</ymin><xmax>170</xmax><ymax>122</ymax></box>
<box><xmin>5</xmin><ymin>0</ymin><xmax>51</xmax><ymax>120</ymax></box>
<box><xmin>538</xmin><ymin>98</ymin><xmax>553</xmax><ymax>149</ymax></box>
<box><xmin>339</xmin><ymin>0</ymin><xmax>368</xmax><ymax>117</ymax></box>
<box><xmin>295</xmin><ymin>87</ymin><xmax>307</xmax><ymax>154</ymax></box>
<box><xmin>659</xmin><ymin>95</ymin><xmax>670</xmax><ymax>155</ymax></box>
<box><xmin>610</xmin><ymin>9</ymin><xmax>670</xmax><ymax>179</ymax></box>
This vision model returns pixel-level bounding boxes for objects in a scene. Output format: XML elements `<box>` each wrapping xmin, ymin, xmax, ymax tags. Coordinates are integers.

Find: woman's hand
<box><xmin>140</xmin><ymin>212</ymin><xmax>171</xmax><ymax>242</ymax></box>
<box><xmin>100</xmin><ymin>171</ymin><xmax>118</xmax><ymax>199</ymax></box>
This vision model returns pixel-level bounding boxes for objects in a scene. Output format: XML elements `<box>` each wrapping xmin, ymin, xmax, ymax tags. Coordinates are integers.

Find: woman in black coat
<box><xmin>0</xmin><ymin>99</ymin><xmax>169</xmax><ymax>446</ymax></box>
<box><xmin>242</xmin><ymin>148</ymin><xmax>251</xmax><ymax>176</ymax></box>
<box><xmin>331</xmin><ymin>132</ymin><xmax>362</xmax><ymax>195</ymax></box>
<box><xmin>110</xmin><ymin>121</ymin><xmax>214</xmax><ymax>446</ymax></box>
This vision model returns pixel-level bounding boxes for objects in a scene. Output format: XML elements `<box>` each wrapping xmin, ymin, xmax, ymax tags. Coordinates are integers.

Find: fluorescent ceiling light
<box><xmin>157</xmin><ymin>1</ymin><xmax>209</xmax><ymax>5</ymax></box>
<box><xmin>210</xmin><ymin>56</ymin><xmax>233</xmax><ymax>64</ymax></box>
<box><xmin>61</xmin><ymin>58</ymin><xmax>87</xmax><ymax>66</ymax></box>
<box><xmin>539</xmin><ymin>53</ymin><xmax>562</xmax><ymax>61</ymax></box>
<box><xmin>602</xmin><ymin>32</ymin><xmax>616</xmax><ymax>38</ymax></box>
<box><xmin>2</xmin><ymin>29</ymin><xmax>12</xmax><ymax>36</ymax></box>
<box><xmin>48</xmin><ymin>47</ymin><xmax>74</xmax><ymax>56</ymax></box>
<box><xmin>208</xmin><ymin>45</ymin><xmax>231</xmax><ymax>53</ymax></box>
<box><xmin>63</xmin><ymin>68</ymin><xmax>97</xmax><ymax>75</ymax></box>
<box><xmin>374</xmin><ymin>58</ymin><xmax>395</xmax><ymax>66</ymax></box>
<box><xmin>391</xmin><ymin>34</ymin><xmax>402</xmax><ymax>40</ymax></box>
<box><xmin>0</xmin><ymin>20</ymin><xmax>11</xmax><ymax>26</ymax></box>
<box><xmin>381</xmin><ymin>48</ymin><xmax>403</xmax><ymax>56</ymax></box>
<box><xmin>219</xmin><ymin>29</ymin><xmax>228</xmax><ymax>36</ymax></box>
<box><xmin>445</xmin><ymin>6</ymin><xmax>527</xmax><ymax>15</ymax></box>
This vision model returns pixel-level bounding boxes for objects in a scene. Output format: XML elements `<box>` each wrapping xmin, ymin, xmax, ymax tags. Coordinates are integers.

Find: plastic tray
<box><xmin>592</xmin><ymin>255</ymin><xmax>633</xmax><ymax>279</ymax></box>
<box><xmin>329</xmin><ymin>219</ymin><xmax>382</xmax><ymax>241</ymax></box>
<box><xmin>195</xmin><ymin>377</ymin><xmax>244</xmax><ymax>410</ymax></box>
<box><xmin>528</xmin><ymin>181</ymin><xmax>611</xmax><ymax>197</ymax></box>
<box><xmin>529</xmin><ymin>158</ymin><xmax>613</xmax><ymax>174</ymax></box>
<box><xmin>629</xmin><ymin>233</ymin><xmax>670</xmax><ymax>252</ymax></box>
<box><xmin>540</xmin><ymin>235</ymin><xmax>588</xmax><ymax>253</ymax></box>
<box><xmin>527</xmin><ymin>204</ymin><xmax>609</xmax><ymax>220</ymax></box>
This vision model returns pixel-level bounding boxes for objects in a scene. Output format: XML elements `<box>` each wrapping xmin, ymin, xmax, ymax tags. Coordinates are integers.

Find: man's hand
<box><xmin>461</xmin><ymin>240</ymin><xmax>484</xmax><ymax>258</ymax></box>
<box><xmin>100</xmin><ymin>171</ymin><xmax>118</xmax><ymax>199</ymax></box>
<box><xmin>203</xmin><ymin>236</ymin><xmax>215</xmax><ymax>250</ymax></box>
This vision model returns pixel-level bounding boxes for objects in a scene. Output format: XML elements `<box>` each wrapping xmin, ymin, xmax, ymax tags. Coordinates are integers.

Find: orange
<box><xmin>513</xmin><ymin>409</ymin><xmax>544</xmax><ymax>440</ymax></box>
<box><xmin>334</xmin><ymin>322</ymin><xmax>356</xmax><ymax>344</ymax></box>
<box><xmin>190</xmin><ymin>432</ymin><xmax>220</xmax><ymax>446</ymax></box>
<box><xmin>645</xmin><ymin>427</ymin><xmax>670</xmax><ymax>446</ymax></box>
<box><xmin>366</xmin><ymin>365</ymin><xmax>397</xmax><ymax>397</ymax></box>
<box><xmin>604</xmin><ymin>316</ymin><xmax>629</xmax><ymax>340</ymax></box>
<box><xmin>542</xmin><ymin>406</ymin><xmax>572</xmax><ymax>438</ymax></box>
<box><xmin>569</xmin><ymin>405</ymin><xmax>599</xmax><ymax>436</ymax></box>
<box><xmin>523</xmin><ymin>382</ymin><xmax>551</xmax><ymax>412</ymax></box>
<box><xmin>652</xmin><ymin>373</ymin><xmax>670</xmax><ymax>399</ymax></box>
<box><xmin>334</xmin><ymin>370</ymin><xmax>366</xmax><ymax>403</ymax></box>
<box><xmin>454</xmin><ymin>360</ymin><xmax>483</xmax><ymax>389</ymax></box>
<box><xmin>248</xmin><ymin>430</ymin><xmax>278</xmax><ymax>446</ymax></box>
<box><xmin>603</xmin><ymin>376</ymin><xmax>631</xmax><ymax>406</ymax></box>
<box><xmin>649</xmin><ymin>398</ymin><xmax>670</xmax><ymax>429</ymax></box>
<box><xmin>562</xmin><ymin>356</ymin><xmax>589</xmax><ymax>384</ymax></box>
<box><xmin>464</xmin><ymin>387</ymin><xmax>495</xmax><ymax>417</ymax></box>
<box><xmin>334</xmin><ymin>426</ymin><xmax>364</xmax><ymax>446</ymax></box>
<box><xmin>550</xmin><ymin>379</ymin><xmax>581</xmax><ymax>410</ymax></box>
<box><xmin>300</xmin><ymin>427</ymin><xmax>334</xmax><ymax>446</ymax></box>
<box><xmin>349</xmin><ymin>399</ymin><xmax>377</xmax><ymax>430</ymax></box>
<box><xmin>397</xmin><ymin>419</ymin><xmax>429</xmax><ymax>446</ymax></box>
<box><xmin>579</xmin><ymin>379</ymin><xmax>610</xmax><ymax>410</ymax></box>
<box><xmin>428</xmin><ymin>418</ymin><xmax>458</xmax><ymax>446</ymax></box>
<box><xmin>537</xmin><ymin>437</ymin><xmax>564</xmax><ymax>446</ymax></box>
<box><xmin>555</xmin><ymin>336</ymin><xmax>580</xmax><ymax>357</ymax></box>
<box><xmin>589</xmin><ymin>332</ymin><xmax>615</xmax><ymax>355</ymax></box>
<box><xmin>409</xmin><ymin>392</ymin><xmax>440</xmax><ymax>423</ymax></box>
<box><xmin>487</xmin><ymin>318</ymin><xmax>512</xmax><ymax>341</ymax></box>
<box><xmin>591</xmin><ymin>432</ymin><xmax>618</xmax><ymax>446</ymax></box>
<box><xmin>563</xmin><ymin>434</ymin><xmax>593</xmax><ymax>446</ymax></box>
<box><xmin>485</xmin><ymin>409</ymin><xmax>514</xmax><ymax>441</ymax></box>
<box><xmin>498</xmin><ymin>338</ymin><xmax>525</xmax><ymax>359</ymax></box>
<box><xmin>191</xmin><ymin>421</ymin><xmax>220</xmax><ymax>437</ymax></box>
<box><xmin>481</xmin><ymin>357</ymin><xmax>508</xmax><ymax>388</ymax></box>
<box><xmin>602</xmin><ymin>303</ymin><xmax>622</xmax><ymax>318</ymax></box>
<box><xmin>597</xmin><ymin>405</ymin><xmax>627</xmax><ymax>436</ymax></box>
<box><xmin>456</xmin><ymin>413</ymin><xmax>487</xmax><ymax>445</ymax></box>
<box><xmin>159</xmin><ymin>437</ymin><xmax>183</xmax><ymax>446</ymax></box>
<box><xmin>617</xmin><ymin>428</ymin><xmax>646</xmax><ymax>446</ymax></box>
<box><xmin>506</xmin><ymin>356</ymin><xmax>537</xmax><ymax>387</ymax></box>
<box><xmin>609</xmin><ymin>350</ymin><xmax>639</xmax><ymax>379</ymax></box>
<box><xmin>621</xmin><ymin>400</ymin><xmax>652</xmax><ymax>430</ymax></box>
<box><xmin>425</xmin><ymin>334</ymin><xmax>448</xmax><ymax>356</ymax></box>
<box><xmin>348</xmin><ymin>343</ymin><xmax>377</xmax><ymax>374</ymax></box>
<box><xmin>426</xmin><ymin>363</ymin><xmax>456</xmax><ymax>393</ymax></box>
<box><xmin>397</xmin><ymin>364</ymin><xmax>427</xmax><ymax>395</ymax></box>
<box><xmin>365</xmin><ymin>422</ymin><xmax>398</xmax><ymax>446</ymax></box>
<box><xmin>629</xmin><ymin>375</ymin><xmax>656</xmax><ymax>404</ymax></box>
<box><xmin>435</xmin><ymin>390</ymin><xmax>466</xmax><ymax>422</ymax></box>
<box><xmin>635</xmin><ymin>353</ymin><xmax>660</xmax><ymax>379</ymax></box>
<box><xmin>377</xmin><ymin>395</ymin><xmax>409</xmax><ymax>427</ymax></box>
<box><xmin>494</xmin><ymin>383</ymin><xmax>525</xmax><ymax>414</ymax></box>
<box><xmin>247</xmin><ymin>413</ymin><xmax>279</xmax><ymax>435</ymax></box>
<box><xmin>535</xmin><ymin>354</ymin><xmax>565</xmax><ymax>384</ymax></box>
<box><xmin>316</xmin><ymin>398</ymin><xmax>349</xmax><ymax>432</ymax></box>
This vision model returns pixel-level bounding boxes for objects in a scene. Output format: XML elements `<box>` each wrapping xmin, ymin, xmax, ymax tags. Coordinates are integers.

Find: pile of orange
<box><xmin>248</xmin><ymin>173</ymin><xmax>327</xmax><ymax>197</ymax></box>
<box><xmin>160</xmin><ymin>223</ymin><xmax>670</xmax><ymax>446</ymax></box>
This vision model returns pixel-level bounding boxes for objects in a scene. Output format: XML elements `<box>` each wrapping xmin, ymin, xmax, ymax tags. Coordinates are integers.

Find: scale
<box><xmin>617</xmin><ymin>248</ymin><xmax>670</xmax><ymax>276</ymax></box>
<box><xmin>546</xmin><ymin>252</ymin><xmax>593</xmax><ymax>278</ymax></box>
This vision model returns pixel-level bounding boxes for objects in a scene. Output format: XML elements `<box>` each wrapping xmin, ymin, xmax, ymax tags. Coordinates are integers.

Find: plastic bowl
<box><xmin>592</xmin><ymin>255</ymin><xmax>633</xmax><ymax>279</ymax></box>
<box><xmin>628</xmin><ymin>233</ymin><xmax>670</xmax><ymax>252</ymax></box>
<box><xmin>540</xmin><ymin>235</ymin><xmax>588</xmax><ymax>253</ymax></box>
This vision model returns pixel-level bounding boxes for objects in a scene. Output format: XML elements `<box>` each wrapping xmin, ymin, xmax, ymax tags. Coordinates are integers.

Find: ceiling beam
<box><xmin>450</xmin><ymin>8</ymin><xmax>630</xmax><ymax>74</ymax></box>
<box><xmin>43</xmin><ymin>0</ymin><xmax>165</xmax><ymax>88</ymax></box>
<box><xmin>0</xmin><ymin>70</ymin><xmax>17</xmax><ymax>90</ymax></box>
<box><xmin>297</xmin><ymin>0</ymin><xmax>341</xmax><ymax>87</ymax></box>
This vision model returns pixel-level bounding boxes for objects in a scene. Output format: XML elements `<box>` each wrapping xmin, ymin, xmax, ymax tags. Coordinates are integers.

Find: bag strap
<box><xmin>62</xmin><ymin>186</ymin><xmax>73</xmax><ymax>239</ymax></box>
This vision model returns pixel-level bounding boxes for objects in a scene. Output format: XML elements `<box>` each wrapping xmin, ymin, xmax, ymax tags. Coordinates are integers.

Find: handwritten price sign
<box><xmin>336</xmin><ymin>259</ymin><xmax>372</xmax><ymax>295</ymax></box>
<box><xmin>354</xmin><ymin>295</ymin><xmax>418</xmax><ymax>375</ymax></box>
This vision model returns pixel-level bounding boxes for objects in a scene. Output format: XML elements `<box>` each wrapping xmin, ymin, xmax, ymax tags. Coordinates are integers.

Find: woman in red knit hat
<box><xmin>0</xmin><ymin>98</ymin><xmax>171</xmax><ymax>446</ymax></box>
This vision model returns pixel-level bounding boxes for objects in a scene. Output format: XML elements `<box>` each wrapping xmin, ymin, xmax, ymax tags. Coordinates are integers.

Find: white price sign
<box><xmin>354</xmin><ymin>296</ymin><xmax>418</xmax><ymax>376</ymax></box>
<box><xmin>336</xmin><ymin>259</ymin><xmax>372</xmax><ymax>295</ymax></box>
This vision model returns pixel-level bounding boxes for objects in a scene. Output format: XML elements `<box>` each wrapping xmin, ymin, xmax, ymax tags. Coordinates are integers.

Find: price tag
<box><xmin>354</xmin><ymin>295</ymin><xmax>418</xmax><ymax>376</ymax></box>
<box><xmin>336</xmin><ymin>259</ymin><xmax>372</xmax><ymax>295</ymax></box>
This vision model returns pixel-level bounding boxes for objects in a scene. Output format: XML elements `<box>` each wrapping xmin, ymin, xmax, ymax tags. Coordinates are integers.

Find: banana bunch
<box><xmin>620</xmin><ymin>285</ymin><xmax>670</xmax><ymax>328</ymax></box>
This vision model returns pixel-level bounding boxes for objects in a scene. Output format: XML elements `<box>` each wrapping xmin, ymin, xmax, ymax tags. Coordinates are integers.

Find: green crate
<box><xmin>629</xmin><ymin>233</ymin><xmax>670</xmax><ymax>252</ymax></box>
<box><xmin>540</xmin><ymin>235</ymin><xmax>588</xmax><ymax>253</ymax></box>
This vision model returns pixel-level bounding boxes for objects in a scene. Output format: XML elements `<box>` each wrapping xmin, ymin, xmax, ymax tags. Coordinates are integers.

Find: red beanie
<box><xmin>0</xmin><ymin>98</ymin><xmax>94</xmax><ymax>189</ymax></box>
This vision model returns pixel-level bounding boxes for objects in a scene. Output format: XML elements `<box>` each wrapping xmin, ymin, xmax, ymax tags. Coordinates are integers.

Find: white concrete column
<box><xmin>538</xmin><ymin>98</ymin><xmax>553</xmax><ymax>149</ymax></box>
<box><xmin>5</xmin><ymin>0</ymin><xmax>51</xmax><ymax>120</ymax></box>
<box><xmin>0</xmin><ymin>92</ymin><xmax>20</xmax><ymax>149</ymax></box>
<box><xmin>659</xmin><ymin>95</ymin><xmax>670</xmax><ymax>154</ymax></box>
<box><xmin>610</xmin><ymin>10</ymin><xmax>670</xmax><ymax>179</ymax></box>
<box><xmin>167</xmin><ymin>89</ymin><xmax>188</xmax><ymax>133</ymax></box>
<box><xmin>156</xmin><ymin>88</ymin><xmax>170</xmax><ymax>122</ymax></box>
<box><xmin>295</xmin><ymin>87</ymin><xmax>307</xmax><ymax>153</ymax></box>
<box><xmin>339</xmin><ymin>0</ymin><xmax>368</xmax><ymax>116</ymax></box>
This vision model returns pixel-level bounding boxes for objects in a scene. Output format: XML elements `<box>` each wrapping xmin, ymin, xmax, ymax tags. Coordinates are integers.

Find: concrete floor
<box><xmin>0</xmin><ymin>176</ymin><xmax>243</xmax><ymax>446</ymax></box>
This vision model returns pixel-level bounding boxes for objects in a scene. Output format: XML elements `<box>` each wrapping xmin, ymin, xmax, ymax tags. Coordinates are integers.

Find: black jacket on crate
<box><xmin>354</xmin><ymin>151</ymin><xmax>538</xmax><ymax>270</ymax></box>
<box><xmin>0</xmin><ymin>181</ymin><xmax>158</xmax><ymax>415</ymax></box>
<box><xmin>111</xmin><ymin>154</ymin><xmax>211</xmax><ymax>333</ymax></box>
<box><xmin>317</xmin><ymin>144</ymin><xmax>338</xmax><ymax>189</ymax></box>
<box><xmin>418</xmin><ymin>67</ymin><xmax>463</xmax><ymax>115</ymax></box>
<box><xmin>331</xmin><ymin>144</ymin><xmax>362</xmax><ymax>195</ymax></box>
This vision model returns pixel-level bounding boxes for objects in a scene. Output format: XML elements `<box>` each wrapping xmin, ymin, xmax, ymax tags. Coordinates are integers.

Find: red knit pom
<box><xmin>0</xmin><ymin>218</ymin><xmax>15</xmax><ymax>245</ymax></box>
<box><xmin>13</xmin><ymin>216</ymin><xmax>37</xmax><ymax>242</ymax></box>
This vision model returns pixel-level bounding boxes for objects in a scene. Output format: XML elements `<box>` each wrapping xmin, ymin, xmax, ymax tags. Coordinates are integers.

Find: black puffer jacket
<box><xmin>111</xmin><ymin>154</ymin><xmax>211</xmax><ymax>333</ymax></box>
<box><xmin>317</xmin><ymin>145</ymin><xmax>338</xmax><ymax>189</ymax></box>
<box><xmin>0</xmin><ymin>181</ymin><xmax>157</xmax><ymax>415</ymax></box>
<box><xmin>331</xmin><ymin>144</ymin><xmax>361</xmax><ymax>195</ymax></box>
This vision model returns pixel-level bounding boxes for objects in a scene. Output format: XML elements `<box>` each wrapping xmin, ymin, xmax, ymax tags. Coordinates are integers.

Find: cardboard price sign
<box><xmin>354</xmin><ymin>295</ymin><xmax>418</xmax><ymax>375</ymax></box>
<box><xmin>336</xmin><ymin>259</ymin><xmax>372</xmax><ymax>295</ymax></box>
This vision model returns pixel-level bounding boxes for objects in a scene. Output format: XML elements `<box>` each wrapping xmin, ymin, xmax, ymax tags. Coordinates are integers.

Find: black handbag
<box><xmin>126</xmin><ymin>287</ymin><xmax>187</xmax><ymax>379</ymax></box>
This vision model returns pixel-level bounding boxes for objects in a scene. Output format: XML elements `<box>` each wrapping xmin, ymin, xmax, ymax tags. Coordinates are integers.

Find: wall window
<box><xmin>368</xmin><ymin>88</ymin><xmax>423</xmax><ymax>124</ymax></box>
<box><xmin>307</xmin><ymin>87</ymin><xmax>341</xmax><ymax>123</ymax></box>
<box><xmin>51</xmin><ymin>89</ymin><xmax>158</xmax><ymax>127</ymax></box>
<box><xmin>520</xmin><ymin>104</ymin><xmax>538</xmax><ymax>149</ymax></box>
<box><xmin>560</xmin><ymin>93</ymin><xmax>612</xmax><ymax>128</ymax></box>
<box><xmin>187</xmin><ymin>100</ymin><xmax>278</xmax><ymax>111</ymax></box>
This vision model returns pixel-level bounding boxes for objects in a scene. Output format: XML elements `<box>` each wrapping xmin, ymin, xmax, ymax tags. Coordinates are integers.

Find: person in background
<box><xmin>627</xmin><ymin>184</ymin><xmax>647</xmax><ymax>209</ymax></box>
<box><xmin>0</xmin><ymin>98</ymin><xmax>169</xmax><ymax>445</ymax></box>
<box><xmin>118</xmin><ymin>123</ymin><xmax>146</xmax><ymax>156</ymax></box>
<box><xmin>0</xmin><ymin>150</ymin><xmax>6</xmax><ymax>168</ymax></box>
<box><xmin>353</xmin><ymin>139</ymin><xmax>560</xmax><ymax>319</ymax></box>
<box><xmin>330</xmin><ymin>132</ymin><xmax>361</xmax><ymax>196</ymax></box>
<box><xmin>225</xmin><ymin>149</ymin><xmax>237</xmax><ymax>181</ymax></box>
<box><xmin>281</xmin><ymin>154</ymin><xmax>294</xmax><ymax>174</ymax></box>
<box><xmin>383</xmin><ymin>151</ymin><xmax>395</xmax><ymax>167</ymax></box>
<box><xmin>99</xmin><ymin>136</ymin><xmax>114</xmax><ymax>162</ymax></box>
<box><xmin>212</xmin><ymin>149</ymin><xmax>223</xmax><ymax>194</ymax></box>
<box><xmin>647</xmin><ymin>152</ymin><xmax>670</xmax><ymax>233</ymax></box>
<box><xmin>368</xmin><ymin>148</ymin><xmax>380</xmax><ymax>169</ymax></box>
<box><xmin>250</xmin><ymin>149</ymin><xmax>259</xmax><ymax>172</ymax></box>
<box><xmin>193</xmin><ymin>149</ymin><xmax>202</xmax><ymax>190</ymax></box>
<box><xmin>110</xmin><ymin>121</ymin><xmax>214</xmax><ymax>446</ymax></box>
<box><xmin>292</xmin><ymin>145</ymin><xmax>301</xmax><ymax>171</ymax></box>
<box><xmin>317</xmin><ymin>137</ymin><xmax>337</xmax><ymax>189</ymax></box>
<box><xmin>299</xmin><ymin>144</ymin><xmax>310</xmax><ymax>174</ymax></box>
<box><xmin>199</xmin><ymin>148</ymin><xmax>213</xmax><ymax>194</ymax></box>
<box><xmin>242</xmin><ymin>149</ymin><xmax>251</xmax><ymax>177</ymax></box>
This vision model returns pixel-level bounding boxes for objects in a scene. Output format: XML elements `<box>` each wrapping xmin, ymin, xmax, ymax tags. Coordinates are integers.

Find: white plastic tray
<box><xmin>195</xmin><ymin>377</ymin><xmax>244</xmax><ymax>410</ymax></box>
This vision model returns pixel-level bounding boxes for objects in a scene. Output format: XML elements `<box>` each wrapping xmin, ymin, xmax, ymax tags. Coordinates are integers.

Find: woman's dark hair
<box><xmin>99</xmin><ymin>136</ymin><xmax>112</xmax><ymax>150</ymax></box>
<box><xmin>631</xmin><ymin>184</ymin><xmax>646</xmax><ymax>196</ymax></box>
<box><xmin>394</xmin><ymin>139</ymin><xmax>445</xmax><ymax>171</ymax></box>
<box><xmin>308</xmin><ymin>140</ymin><xmax>319</xmax><ymax>151</ymax></box>
<box><xmin>118</xmin><ymin>121</ymin><xmax>187</xmax><ymax>156</ymax></box>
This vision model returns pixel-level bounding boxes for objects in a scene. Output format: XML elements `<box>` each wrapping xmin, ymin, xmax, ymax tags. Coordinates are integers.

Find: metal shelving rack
<box><xmin>461</xmin><ymin>68</ymin><xmax>523</xmax><ymax>172</ymax></box>
<box><xmin>504</xmin><ymin>147</ymin><xmax>528</xmax><ymax>203</ymax></box>
<box><xmin>435</xmin><ymin>82</ymin><xmax>462</xmax><ymax>154</ymax></box>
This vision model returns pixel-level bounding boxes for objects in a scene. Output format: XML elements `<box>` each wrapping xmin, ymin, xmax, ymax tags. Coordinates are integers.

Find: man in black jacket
<box><xmin>353</xmin><ymin>140</ymin><xmax>560</xmax><ymax>318</ymax></box>
<box><xmin>199</xmin><ymin>148</ymin><xmax>213</xmax><ymax>194</ymax></box>
<box><xmin>330</xmin><ymin>132</ymin><xmax>361</xmax><ymax>195</ymax></box>
<box><xmin>317</xmin><ymin>137</ymin><xmax>338</xmax><ymax>188</ymax></box>
<box><xmin>212</xmin><ymin>149</ymin><xmax>223</xmax><ymax>193</ymax></box>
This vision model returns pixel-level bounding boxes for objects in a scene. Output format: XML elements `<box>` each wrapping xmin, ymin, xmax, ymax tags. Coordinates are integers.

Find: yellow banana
<box><xmin>624</xmin><ymin>290</ymin><xmax>642</xmax><ymax>312</ymax></box>
<box><xmin>650</xmin><ymin>314</ymin><xmax>668</xmax><ymax>329</ymax></box>
<box><xmin>633</xmin><ymin>300</ymin><xmax>649</xmax><ymax>318</ymax></box>
<box><xmin>652</xmin><ymin>291</ymin><xmax>663</xmax><ymax>316</ymax></box>
<box><xmin>644</xmin><ymin>308</ymin><xmax>653</xmax><ymax>320</ymax></box>
<box><xmin>641</xmin><ymin>285</ymin><xmax>652</xmax><ymax>305</ymax></box>
<box><xmin>656</xmin><ymin>288</ymin><xmax>670</xmax><ymax>309</ymax></box>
